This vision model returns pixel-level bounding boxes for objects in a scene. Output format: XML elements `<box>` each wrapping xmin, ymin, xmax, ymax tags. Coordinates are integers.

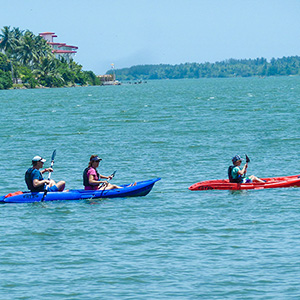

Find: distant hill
<box><xmin>107</xmin><ymin>56</ymin><xmax>300</xmax><ymax>81</ymax></box>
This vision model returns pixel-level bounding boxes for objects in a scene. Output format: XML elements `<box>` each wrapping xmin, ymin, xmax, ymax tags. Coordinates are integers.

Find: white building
<box><xmin>39</xmin><ymin>32</ymin><xmax>78</xmax><ymax>61</ymax></box>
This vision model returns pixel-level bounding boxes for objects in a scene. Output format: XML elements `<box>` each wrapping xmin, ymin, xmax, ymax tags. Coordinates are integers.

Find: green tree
<box><xmin>0</xmin><ymin>69</ymin><xmax>13</xmax><ymax>89</ymax></box>
<box><xmin>17</xmin><ymin>65</ymin><xmax>38</xmax><ymax>88</ymax></box>
<box><xmin>33</xmin><ymin>35</ymin><xmax>54</xmax><ymax>65</ymax></box>
<box><xmin>0</xmin><ymin>26</ymin><xmax>16</xmax><ymax>55</ymax></box>
<box><xmin>16</xmin><ymin>31</ymin><xmax>38</xmax><ymax>67</ymax></box>
<box><xmin>0</xmin><ymin>25</ymin><xmax>101</xmax><ymax>88</ymax></box>
<box><xmin>34</xmin><ymin>57</ymin><xmax>64</xmax><ymax>87</ymax></box>
<box><xmin>0</xmin><ymin>53</ymin><xmax>11</xmax><ymax>71</ymax></box>
<box><xmin>0</xmin><ymin>26</ymin><xmax>16</xmax><ymax>81</ymax></box>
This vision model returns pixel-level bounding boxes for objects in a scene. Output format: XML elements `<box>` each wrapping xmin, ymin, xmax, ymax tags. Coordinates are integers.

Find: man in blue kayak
<box><xmin>228</xmin><ymin>155</ymin><xmax>265</xmax><ymax>183</ymax></box>
<box><xmin>25</xmin><ymin>155</ymin><xmax>65</xmax><ymax>192</ymax></box>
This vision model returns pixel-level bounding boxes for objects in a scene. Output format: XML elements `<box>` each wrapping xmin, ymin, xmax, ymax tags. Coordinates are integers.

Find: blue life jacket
<box><xmin>25</xmin><ymin>168</ymin><xmax>45</xmax><ymax>192</ymax></box>
<box><xmin>228</xmin><ymin>165</ymin><xmax>243</xmax><ymax>183</ymax></box>
<box><xmin>83</xmin><ymin>167</ymin><xmax>100</xmax><ymax>187</ymax></box>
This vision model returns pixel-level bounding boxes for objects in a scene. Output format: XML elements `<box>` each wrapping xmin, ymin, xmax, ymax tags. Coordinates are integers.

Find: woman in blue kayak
<box><xmin>228</xmin><ymin>155</ymin><xmax>265</xmax><ymax>183</ymax></box>
<box><xmin>25</xmin><ymin>155</ymin><xmax>66</xmax><ymax>192</ymax></box>
<box><xmin>83</xmin><ymin>155</ymin><xmax>123</xmax><ymax>191</ymax></box>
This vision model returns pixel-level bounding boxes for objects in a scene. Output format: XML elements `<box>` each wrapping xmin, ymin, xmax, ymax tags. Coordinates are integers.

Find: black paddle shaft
<box><xmin>99</xmin><ymin>170</ymin><xmax>117</xmax><ymax>197</ymax></box>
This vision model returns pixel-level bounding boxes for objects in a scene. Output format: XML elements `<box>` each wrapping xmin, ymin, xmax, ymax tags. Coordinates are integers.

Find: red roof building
<box><xmin>39</xmin><ymin>32</ymin><xmax>78</xmax><ymax>61</ymax></box>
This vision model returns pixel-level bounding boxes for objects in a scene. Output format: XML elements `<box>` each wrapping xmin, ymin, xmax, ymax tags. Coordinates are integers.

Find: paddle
<box><xmin>41</xmin><ymin>150</ymin><xmax>56</xmax><ymax>202</ymax></box>
<box><xmin>99</xmin><ymin>170</ymin><xmax>117</xmax><ymax>197</ymax></box>
<box><xmin>244</xmin><ymin>154</ymin><xmax>250</xmax><ymax>175</ymax></box>
<box><xmin>245</xmin><ymin>154</ymin><xmax>250</xmax><ymax>163</ymax></box>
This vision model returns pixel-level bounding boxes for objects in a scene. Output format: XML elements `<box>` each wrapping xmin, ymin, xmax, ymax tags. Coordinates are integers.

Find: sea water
<box><xmin>0</xmin><ymin>77</ymin><xmax>300</xmax><ymax>299</ymax></box>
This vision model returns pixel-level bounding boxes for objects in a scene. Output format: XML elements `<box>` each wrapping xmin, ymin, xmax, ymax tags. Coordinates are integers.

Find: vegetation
<box><xmin>108</xmin><ymin>57</ymin><xmax>300</xmax><ymax>81</ymax></box>
<box><xmin>0</xmin><ymin>52</ymin><xmax>12</xmax><ymax>89</ymax></box>
<box><xmin>0</xmin><ymin>26</ymin><xmax>101</xmax><ymax>90</ymax></box>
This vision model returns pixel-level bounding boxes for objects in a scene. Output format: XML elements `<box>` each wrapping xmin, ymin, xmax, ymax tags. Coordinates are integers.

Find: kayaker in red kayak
<box><xmin>25</xmin><ymin>155</ymin><xmax>66</xmax><ymax>192</ymax></box>
<box><xmin>83</xmin><ymin>155</ymin><xmax>123</xmax><ymax>191</ymax></box>
<box><xmin>228</xmin><ymin>155</ymin><xmax>265</xmax><ymax>183</ymax></box>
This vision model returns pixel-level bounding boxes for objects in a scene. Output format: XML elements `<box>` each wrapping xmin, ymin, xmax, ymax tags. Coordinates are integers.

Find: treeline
<box><xmin>108</xmin><ymin>57</ymin><xmax>300</xmax><ymax>80</ymax></box>
<box><xmin>0</xmin><ymin>26</ymin><xmax>101</xmax><ymax>90</ymax></box>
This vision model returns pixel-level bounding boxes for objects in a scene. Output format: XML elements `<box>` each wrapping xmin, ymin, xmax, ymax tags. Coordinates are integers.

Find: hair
<box><xmin>88</xmin><ymin>155</ymin><xmax>98</xmax><ymax>168</ymax></box>
<box><xmin>32</xmin><ymin>161</ymin><xmax>38</xmax><ymax>166</ymax></box>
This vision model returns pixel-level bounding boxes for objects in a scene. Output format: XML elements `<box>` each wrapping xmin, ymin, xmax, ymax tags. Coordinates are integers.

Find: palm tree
<box><xmin>16</xmin><ymin>31</ymin><xmax>54</xmax><ymax>68</ymax></box>
<box><xmin>0</xmin><ymin>26</ymin><xmax>18</xmax><ymax>81</ymax></box>
<box><xmin>33</xmin><ymin>57</ymin><xmax>64</xmax><ymax>87</ymax></box>
<box><xmin>33</xmin><ymin>35</ymin><xmax>54</xmax><ymax>65</ymax></box>
<box><xmin>0</xmin><ymin>26</ymin><xmax>15</xmax><ymax>55</ymax></box>
<box><xmin>15</xmin><ymin>30</ymin><xmax>37</xmax><ymax>67</ymax></box>
<box><xmin>12</xmin><ymin>27</ymin><xmax>24</xmax><ymax>40</ymax></box>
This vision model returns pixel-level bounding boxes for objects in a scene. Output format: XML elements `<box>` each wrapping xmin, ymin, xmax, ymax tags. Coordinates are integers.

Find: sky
<box><xmin>1</xmin><ymin>0</ymin><xmax>300</xmax><ymax>74</ymax></box>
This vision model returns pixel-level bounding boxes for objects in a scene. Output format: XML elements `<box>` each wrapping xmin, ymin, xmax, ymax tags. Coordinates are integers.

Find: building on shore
<box><xmin>97</xmin><ymin>74</ymin><xmax>121</xmax><ymax>85</ymax></box>
<box><xmin>39</xmin><ymin>32</ymin><xmax>78</xmax><ymax>62</ymax></box>
<box><xmin>97</xmin><ymin>64</ymin><xmax>121</xmax><ymax>85</ymax></box>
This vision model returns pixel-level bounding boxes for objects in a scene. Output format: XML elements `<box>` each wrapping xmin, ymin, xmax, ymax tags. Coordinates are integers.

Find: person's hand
<box><xmin>44</xmin><ymin>180</ymin><xmax>50</xmax><ymax>185</ymax></box>
<box><xmin>45</xmin><ymin>168</ymin><xmax>53</xmax><ymax>173</ymax></box>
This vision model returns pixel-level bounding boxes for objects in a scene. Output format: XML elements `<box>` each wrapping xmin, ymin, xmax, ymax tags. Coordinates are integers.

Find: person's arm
<box><xmin>99</xmin><ymin>174</ymin><xmax>111</xmax><ymax>180</ymax></box>
<box><xmin>238</xmin><ymin>163</ymin><xmax>248</xmax><ymax>175</ymax></box>
<box><xmin>88</xmin><ymin>174</ymin><xmax>107</xmax><ymax>186</ymax></box>
<box><xmin>31</xmin><ymin>169</ymin><xmax>49</xmax><ymax>188</ymax></box>
<box><xmin>41</xmin><ymin>168</ymin><xmax>53</xmax><ymax>174</ymax></box>
<box><xmin>33</xmin><ymin>178</ymin><xmax>49</xmax><ymax>188</ymax></box>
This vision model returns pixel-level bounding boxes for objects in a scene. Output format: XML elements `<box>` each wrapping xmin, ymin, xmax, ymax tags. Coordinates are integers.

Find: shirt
<box><xmin>85</xmin><ymin>167</ymin><xmax>99</xmax><ymax>190</ymax></box>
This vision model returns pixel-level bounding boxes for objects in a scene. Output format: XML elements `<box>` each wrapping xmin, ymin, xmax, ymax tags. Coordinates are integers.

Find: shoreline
<box><xmin>9</xmin><ymin>83</ymin><xmax>102</xmax><ymax>90</ymax></box>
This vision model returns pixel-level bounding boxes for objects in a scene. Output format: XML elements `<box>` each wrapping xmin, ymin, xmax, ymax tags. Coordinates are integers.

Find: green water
<box><xmin>0</xmin><ymin>77</ymin><xmax>300</xmax><ymax>299</ymax></box>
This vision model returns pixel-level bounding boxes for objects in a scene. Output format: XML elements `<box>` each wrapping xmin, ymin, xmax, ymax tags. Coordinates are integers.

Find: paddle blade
<box><xmin>111</xmin><ymin>171</ymin><xmax>117</xmax><ymax>178</ymax></box>
<box><xmin>41</xmin><ymin>186</ymin><xmax>48</xmax><ymax>202</ymax></box>
<box><xmin>51</xmin><ymin>150</ymin><xmax>57</xmax><ymax>161</ymax></box>
<box><xmin>245</xmin><ymin>154</ymin><xmax>250</xmax><ymax>163</ymax></box>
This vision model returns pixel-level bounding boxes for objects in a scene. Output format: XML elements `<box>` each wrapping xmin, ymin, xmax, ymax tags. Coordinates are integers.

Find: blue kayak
<box><xmin>0</xmin><ymin>178</ymin><xmax>161</xmax><ymax>203</ymax></box>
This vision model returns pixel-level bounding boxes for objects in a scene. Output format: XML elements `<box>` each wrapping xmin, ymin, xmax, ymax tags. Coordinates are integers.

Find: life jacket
<box><xmin>25</xmin><ymin>168</ymin><xmax>44</xmax><ymax>192</ymax></box>
<box><xmin>83</xmin><ymin>167</ymin><xmax>100</xmax><ymax>187</ymax></box>
<box><xmin>5</xmin><ymin>191</ymin><xmax>23</xmax><ymax>198</ymax></box>
<box><xmin>228</xmin><ymin>165</ymin><xmax>243</xmax><ymax>183</ymax></box>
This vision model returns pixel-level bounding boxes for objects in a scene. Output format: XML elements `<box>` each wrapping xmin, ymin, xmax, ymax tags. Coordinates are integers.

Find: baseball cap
<box><xmin>232</xmin><ymin>155</ymin><xmax>242</xmax><ymax>163</ymax></box>
<box><xmin>32</xmin><ymin>156</ymin><xmax>46</xmax><ymax>163</ymax></box>
<box><xmin>91</xmin><ymin>156</ymin><xmax>102</xmax><ymax>162</ymax></box>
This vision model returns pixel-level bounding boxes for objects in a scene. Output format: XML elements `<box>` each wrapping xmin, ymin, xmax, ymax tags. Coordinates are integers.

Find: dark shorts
<box><xmin>48</xmin><ymin>185</ymin><xmax>59</xmax><ymax>192</ymax></box>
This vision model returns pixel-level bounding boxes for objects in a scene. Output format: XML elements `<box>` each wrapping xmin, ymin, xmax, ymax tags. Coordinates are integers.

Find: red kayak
<box><xmin>189</xmin><ymin>174</ymin><xmax>300</xmax><ymax>191</ymax></box>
